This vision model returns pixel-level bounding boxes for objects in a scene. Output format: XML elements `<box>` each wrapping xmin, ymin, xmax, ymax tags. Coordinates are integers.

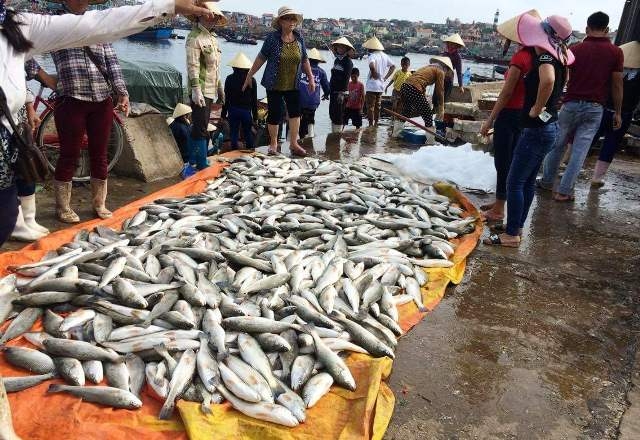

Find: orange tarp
<box><xmin>0</xmin><ymin>157</ymin><xmax>481</xmax><ymax>440</ymax></box>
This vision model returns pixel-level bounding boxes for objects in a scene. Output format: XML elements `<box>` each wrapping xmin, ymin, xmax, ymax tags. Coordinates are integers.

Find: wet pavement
<box><xmin>3</xmin><ymin>123</ymin><xmax>640</xmax><ymax>439</ymax></box>
<box><xmin>385</xmin><ymin>157</ymin><xmax>640</xmax><ymax>439</ymax></box>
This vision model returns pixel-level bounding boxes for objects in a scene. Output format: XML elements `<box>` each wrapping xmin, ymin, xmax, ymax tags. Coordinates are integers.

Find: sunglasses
<box><xmin>280</xmin><ymin>15</ymin><xmax>298</xmax><ymax>22</ymax></box>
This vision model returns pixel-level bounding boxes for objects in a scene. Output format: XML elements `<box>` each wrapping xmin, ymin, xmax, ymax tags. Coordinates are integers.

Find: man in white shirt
<box><xmin>363</xmin><ymin>36</ymin><xmax>395</xmax><ymax>127</ymax></box>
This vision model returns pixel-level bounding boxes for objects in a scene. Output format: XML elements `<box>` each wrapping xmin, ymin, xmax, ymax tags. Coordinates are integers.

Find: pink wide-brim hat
<box><xmin>517</xmin><ymin>14</ymin><xmax>575</xmax><ymax>65</ymax></box>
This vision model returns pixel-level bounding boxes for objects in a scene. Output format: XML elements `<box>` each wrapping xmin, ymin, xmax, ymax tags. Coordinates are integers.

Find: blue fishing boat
<box><xmin>128</xmin><ymin>26</ymin><xmax>174</xmax><ymax>41</ymax></box>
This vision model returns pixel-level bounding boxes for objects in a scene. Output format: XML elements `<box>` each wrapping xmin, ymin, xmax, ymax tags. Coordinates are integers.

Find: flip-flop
<box><xmin>553</xmin><ymin>193</ymin><xmax>575</xmax><ymax>202</ymax></box>
<box><xmin>480</xmin><ymin>202</ymin><xmax>495</xmax><ymax>211</ymax></box>
<box><xmin>535</xmin><ymin>179</ymin><xmax>553</xmax><ymax>191</ymax></box>
<box><xmin>291</xmin><ymin>147</ymin><xmax>307</xmax><ymax>157</ymax></box>
<box><xmin>482</xmin><ymin>233</ymin><xmax>520</xmax><ymax>248</ymax></box>
<box><xmin>482</xmin><ymin>211</ymin><xmax>504</xmax><ymax>222</ymax></box>
<box><xmin>267</xmin><ymin>149</ymin><xmax>278</xmax><ymax>156</ymax></box>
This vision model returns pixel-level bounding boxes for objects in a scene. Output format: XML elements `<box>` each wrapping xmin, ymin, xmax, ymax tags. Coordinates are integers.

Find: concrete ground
<box><xmin>3</xmin><ymin>126</ymin><xmax>640</xmax><ymax>439</ymax></box>
<box><xmin>385</xmin><ymin>157</ymin><xmax>640</xmax><ymax>440</ymax></box>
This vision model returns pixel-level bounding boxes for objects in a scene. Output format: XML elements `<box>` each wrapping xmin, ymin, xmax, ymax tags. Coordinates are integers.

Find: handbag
<box><xmin>0</xmin><ymin>87</ymin><xmax>50</xmax><ymax>184</ymax></box>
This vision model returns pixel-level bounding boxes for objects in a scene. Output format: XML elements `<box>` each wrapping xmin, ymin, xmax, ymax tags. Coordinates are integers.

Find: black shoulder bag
<box><xmin>0</xmin><ymin>87</ymin><xmax>50</xmax><ymax>184</ymax></box>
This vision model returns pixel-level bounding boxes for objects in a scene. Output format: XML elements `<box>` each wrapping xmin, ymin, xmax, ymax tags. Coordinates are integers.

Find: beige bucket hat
<box><xmin>272</xmin><ymin>6</ymin><xmax>303</xmax><ymax>29</ymax></box>
<box><xmin>307</xmin><ymin>48</ymin><xmax>326</xmax><ymax>63</ymax></box>
<box><xmin>228</xmin><ymin>52</ymin><xmax>253</xmax><ymax>69</ymax></box>
<box><xmin>186</xmin><ymin>1</ymin><xmax>228</xmax><ymax>25</ymax></box>
<box><xmin>497</xmin><ymin>10</ymin><xmax>542</xmax><ymax>43</ymax></box>
<box><xmin>363</xmin><ymin>36</ymin><xmax>385</xmax><ymax>51</ymax></box>
<box><xmin>331</xmin><ymin>36</ymin><xmax>355</xmax><ymax>51</ymax></box>
<box><xmin>443</xmin><ymin>33</ymin><xmax>465</xmax><ymax>47</ymax></box>
<box><xmin>430</xmin><ymin>56</ymin><xmax>454</xmax><ymax>72</ymax></box>
<box><xmin>172</xmin><ymin>103</ymin><xmax>192</xmax><ymax>119</ymax></box>
<box><xmin>621</xmin><ymin>41</ymin><xmax>640</xmax><ymax>69</ymax></box>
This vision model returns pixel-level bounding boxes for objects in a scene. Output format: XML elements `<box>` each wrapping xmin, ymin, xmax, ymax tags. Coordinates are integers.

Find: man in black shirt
<box><xmin>328</xmin><ymin>37</ymin><xmax>354</xmax><ymax>132</ymax></box>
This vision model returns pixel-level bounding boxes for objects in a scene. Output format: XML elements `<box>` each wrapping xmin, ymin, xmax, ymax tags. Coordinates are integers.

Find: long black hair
<box><xmin>2</xmin><ymin>9</ymin><xmax>34</xmax><ymax>53</ymax></box>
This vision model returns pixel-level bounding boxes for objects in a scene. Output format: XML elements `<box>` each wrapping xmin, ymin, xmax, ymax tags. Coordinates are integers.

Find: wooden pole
<box><xmin>381</xmin><ymin>108</ymin><xmax>451</xmax><ymax>144</ymax></box>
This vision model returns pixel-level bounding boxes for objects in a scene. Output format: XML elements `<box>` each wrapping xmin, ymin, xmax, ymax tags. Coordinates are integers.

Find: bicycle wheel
<box><xmin>36</xmin><ymin>110</ymin><xmax>125</xmax><ymax>183</ymax></box>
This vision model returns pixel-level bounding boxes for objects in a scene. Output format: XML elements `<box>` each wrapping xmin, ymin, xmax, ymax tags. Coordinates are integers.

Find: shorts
<box><xmin>344</xmin><ymin>108</ymin><xmax>362</xmax><ymax>128</ymax></box>
<box><xmin>266</xmin><ymin>90</ymin><xmax>301</xmax><ymax>125</ymax></box>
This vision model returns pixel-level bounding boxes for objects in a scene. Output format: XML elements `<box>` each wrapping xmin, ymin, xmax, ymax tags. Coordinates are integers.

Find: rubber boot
<box><xmin>90</xmin><ymin>178</ymin><xmax>112</xmax><ymax>219</ymax></box>
<box><xmin>53</xmin><ymin>180</ymin><xmax>80</xmax><ymax>223</ymax></box>
<box><xmin>331</xmin><ymin>124</ymin><xmax>343</xmax><ymax>134</ymax></box>
<box><xmin>190</xmin><ymin>138</ymin><xmax>209</xmax><ymax>170</ymax></box>
<box><xmin>10</xmin><ymin>206</ymin><xmax>46</xmax><ymax>242</ymax></box>
<box><xmin>591</xmin><ymin>160</ymin><xmax>611</xmax><ymax>187</ymax></box>
<box><xmin>307</xmin><ymin>124</ymin><xmax>315</xmax><ymax>138</ymax></box>
<box><xmin>19</xmin><ymin>194</ymin><xmax>49</xmax><ymax>235</ymax></box>
<box><xmin>392</xmin><ymin>120</ymin><xmax>405</xmax><ymax>138</ymax></box>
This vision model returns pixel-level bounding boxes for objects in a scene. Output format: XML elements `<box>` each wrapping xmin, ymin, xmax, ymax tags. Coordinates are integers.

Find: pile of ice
<box><xmin>372</xmin><ymin>143</ymin><xmax>496</xmax><ymax>192</ymax></box>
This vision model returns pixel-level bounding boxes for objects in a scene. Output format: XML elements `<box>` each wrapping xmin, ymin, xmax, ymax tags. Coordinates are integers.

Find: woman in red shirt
<box><xmin>479</xmin><ymin>10</ymin><xmax>539</xmax><ymax>222</ymax></box>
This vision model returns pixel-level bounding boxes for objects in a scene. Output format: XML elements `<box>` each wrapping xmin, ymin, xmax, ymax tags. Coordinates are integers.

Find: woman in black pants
<box><xmin>480</xmin><ymin>11</ymin><xmax>539</xmax><ymax>222</ymax></box>
<box><xmin>242</xmin><ymin>6</ymin><xmax>315</xmax><ymax>156</ymax></box>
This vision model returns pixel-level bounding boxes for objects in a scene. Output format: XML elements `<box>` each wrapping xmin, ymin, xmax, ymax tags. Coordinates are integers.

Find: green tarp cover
<box><xmin>120</xmin><ymin>59</ymin><xmax>183</xmax><ymax>114</ymax></box>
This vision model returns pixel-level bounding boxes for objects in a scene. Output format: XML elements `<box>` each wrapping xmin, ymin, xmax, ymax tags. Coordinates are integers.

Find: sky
<box><xmin>227</xmin><ymin>0</ymin><xmax>627</xmax><ymax>31</ymax></box>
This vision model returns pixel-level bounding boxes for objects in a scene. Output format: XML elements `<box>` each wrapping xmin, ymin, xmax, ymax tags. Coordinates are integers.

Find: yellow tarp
<box><xmin>0</xmin><ymin>155</ymin><xmax>481</xmax><ymax>440</ymax></box>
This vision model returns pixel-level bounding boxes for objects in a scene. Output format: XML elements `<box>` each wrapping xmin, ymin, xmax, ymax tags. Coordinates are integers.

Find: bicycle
<box><xmin>33</xmin><ymin>83</ymin><xmax>126</xmax><ymax>182</ymax></box>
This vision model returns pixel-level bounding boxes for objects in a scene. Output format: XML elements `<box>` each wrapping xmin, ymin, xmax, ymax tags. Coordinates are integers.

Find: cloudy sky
<box><xmin>228</xmin><ymin>0</ymin><xmax>626</xmax><ymax>31</ymax></box>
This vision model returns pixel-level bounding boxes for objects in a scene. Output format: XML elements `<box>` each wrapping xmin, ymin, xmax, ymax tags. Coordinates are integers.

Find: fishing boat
<box><xmin>128</xmin><ymin>25</ymin><xmax>174</xmax><ymax>41</ymax></box>
<box><xmin>225</xmin><ymin>35</ymin><xmax>258</xmax><ymax>45</ymax></box>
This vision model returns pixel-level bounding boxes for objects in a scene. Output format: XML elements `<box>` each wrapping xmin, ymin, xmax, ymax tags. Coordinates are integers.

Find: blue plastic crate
<box><xmin>401</xmin><ymin>128</ymin><xmax>427</xmax><ymax>144</ymax></box>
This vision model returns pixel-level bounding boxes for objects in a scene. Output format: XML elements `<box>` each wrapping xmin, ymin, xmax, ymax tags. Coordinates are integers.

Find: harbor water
<box><xmin>30</xmin><ymin>30</ymin><xmax>499</xmax><ymax>159</ymax></box>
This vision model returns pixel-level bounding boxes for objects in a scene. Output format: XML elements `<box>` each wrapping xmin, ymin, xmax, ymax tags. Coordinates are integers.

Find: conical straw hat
<box><xmin>443</xmin><ymin>33</ymin><xmax>465</xmax><ymax>47</ymax></box>
<box><xmin>497</xmin><ymin>10</ymin><xmax>542</xmax><ymax>43</ymax></box>
<box><xmin>228</xmin><ymin>52</ymin><xmax>253</xmax><ymax>69</ymax></box>
<box><xmin>166</xmin><ymin>117</ymin><xmax>175</xmax><ymax>125</ymax></box>
<box><xmin>363</xmin><ymin>36</ymin><xmax>385</xmax><ymax>51</ymax></box>
<box><xmin>172</xmin><ymin>103</ymin><xmax>192</xmax><ymax>119</ymax></box>
<box><xmin>621</xmin><ymin>41</ymin><xmax>640</xmax><ymax>69</ymax></box>
<box><xmin>186</xmin><ymin>1</ymin><xmax>228</xmax><ymax>24</ymax></box>
<box><xmin>430</xmin><ymin>56</ymin><xmax>454</xmax><ymax>72</ymax></box>
<box><xmin>331</xmin><ymin>36</ymin><xmax>355</xmax><ymax>51</ymax></box>
<box><xmin>307</xmin><ymin>48</ymin><xmax>326</xmax><ymax>62</ymax></box>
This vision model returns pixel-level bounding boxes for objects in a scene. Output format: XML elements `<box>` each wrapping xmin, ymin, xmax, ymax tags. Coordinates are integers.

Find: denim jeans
<box><xmin>541</xmin><ymin>101</ymin><xmax>603</xmax><ymax>195</ymax></box>
<box><xmin>506</xmin><ymin>123</ymin><xmax>558</xmax><ymax>236</ymax></box>
<box><xmin>228</xmin><ymin>106</ymin><xmax>254</xmax><ymax>149</ymax></box>
<box><xmin>492</xmin><ymin>108</ymin><xmax>521</xmax><ymax>201</ymax></box>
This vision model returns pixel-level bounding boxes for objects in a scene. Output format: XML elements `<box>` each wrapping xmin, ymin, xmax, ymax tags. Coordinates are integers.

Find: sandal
<box><xmin>482</xmin><ymin>233</ymin><xmax>520</xmax><ymax>248</ymax></box>
<box><xmin>267</xmin><ymin>148</ymin><xmax>278</xmax><ymax>156</ymax></box>
<box><xmin>553</xmin><ymin>193</ymin><xmax>575</xmax><ymax>202</ymax></box>
<box><xmin>482</xmin><ymin>211</ymin><xmax>504</xmax><ymax>222</ymax></box>
<box><xmin>291</xmin><ymin>146</ymin><xmax>307</xmax><ymax>157</ymax></box>
<box><xmin>535</xmin><ymin>178</ymin><xmax>553</xmax><ymax>191</ymax></box>
<box><xmin>480</xmin><ymin>202</ymin><xmax>495</xmax><ymax>211</ymax></box>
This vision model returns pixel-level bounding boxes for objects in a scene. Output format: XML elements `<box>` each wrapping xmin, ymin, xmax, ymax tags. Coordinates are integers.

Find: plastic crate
<box><xmin>401</xmin><ymin>129</ymin><xmax>427</xmax><ymax>144</ymax></box>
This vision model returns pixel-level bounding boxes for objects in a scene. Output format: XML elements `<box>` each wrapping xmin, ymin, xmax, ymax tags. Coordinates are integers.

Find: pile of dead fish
<box><xmin>0</xmin><ymin>155</ymin><xmax>476</xmax><ymax>427</ymax></box>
